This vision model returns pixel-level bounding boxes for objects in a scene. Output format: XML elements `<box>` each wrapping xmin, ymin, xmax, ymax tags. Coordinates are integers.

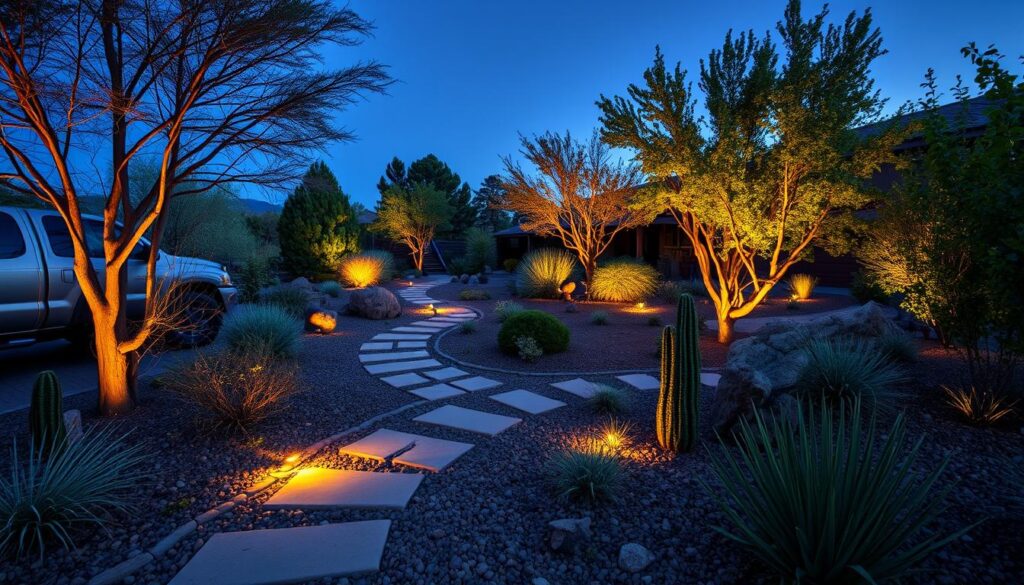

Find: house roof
<box><xmin>855</xmin><ymin>94</ymin><xmax>996</xmax><ymax>148</ymax></box>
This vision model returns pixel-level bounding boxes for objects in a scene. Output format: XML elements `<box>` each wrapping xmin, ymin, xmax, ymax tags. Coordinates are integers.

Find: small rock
<box><xmin>548</xmin><ymin>517</ymin><xmax>591</xmax><ymax>553</ymax></box>
<box><xmin>460</xmin><ymin>274</ymin><xmax>470</xmax><ymax>284</ymax></box>
<box><xmin>532</xmin><ymin>579</ymin><xmax>550</xmax><ymax>585</ymax></box>
<box><xmin>618</xmin><ymin>543</ymin><xmax>655</xmax><ymax>573</ymax></box>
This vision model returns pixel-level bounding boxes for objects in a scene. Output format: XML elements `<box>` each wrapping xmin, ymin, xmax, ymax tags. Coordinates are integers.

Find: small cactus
<box><xmin>656</xmin><ymin>294</ymin><xmax>701</xmax><ymax>452</ymax></box>
<box><xmin>29</xmin><ymin>370</ymin><xmax>67</xmax><ymax>455</ymax></box>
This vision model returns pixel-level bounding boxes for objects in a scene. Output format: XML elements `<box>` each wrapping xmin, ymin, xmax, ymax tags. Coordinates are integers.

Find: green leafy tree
<box><xmin>372</xmin><ymin>183</ymin><xmax>452</xmax><ymax>272</ymax></box>
<box><xmin>278</xmin><ymin>162</ymin><xmax>361</xmax><ymax>276</ymax></box>
<box><xmin>598</xmin><ymin>0</ymin><xmax>905</xmax><ymax>342</ymax></box>
<box><xmin>472</xmin><ymin>175</ymin><xmax>513</xmax><ymax>231</ymax></box>
<box><xmin>377</xmin><ymin>154</ymin><xmax>476</xmax><ymax>237</ymax></box>
<box><xmin>861</xmin><ymin>45</ymin><xmax>1023</xmax><ymax>393</ymax></box>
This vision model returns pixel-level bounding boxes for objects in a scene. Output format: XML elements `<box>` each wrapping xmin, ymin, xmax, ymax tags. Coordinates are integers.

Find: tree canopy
<box><xmin>472</xmin><ymin>175</ymin><xmax>513</xmax><ymax>232</ymax></box>
<box><xmin>372</xmin><ymin>183</ymin><xmax>452</xmax><ymax>272</ymax></box>
<box><xmin>278</xmin><ymin>162</ymin><xmax>361</xmax><ymax>276</ymax></box>
<box><xmin>377</xmin><ymin>154</ymin><xmax>476</xmax><ymax>237</ymax></box>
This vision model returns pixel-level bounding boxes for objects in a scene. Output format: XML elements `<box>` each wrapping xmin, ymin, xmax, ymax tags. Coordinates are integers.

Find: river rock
<box><xmin>548</xmin><ymin>517</ymin><xmax>591</xmax><ymax>553</ymax></box>
<box><xmin>618</xmin><ymin>543</ymin><xmax>655</xmax><ymax>573</ymax></box>
<box><xmin>346</xmin><ymin>287</ymin><xmax>401</xmax><ymax>320</ymax></box>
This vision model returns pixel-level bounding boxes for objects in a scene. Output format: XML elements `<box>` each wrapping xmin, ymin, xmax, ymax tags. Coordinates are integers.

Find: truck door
<box><xmin>0</xmin><ymin>210</ymin><xmax>43</xmax><ymax>334</ymax></box>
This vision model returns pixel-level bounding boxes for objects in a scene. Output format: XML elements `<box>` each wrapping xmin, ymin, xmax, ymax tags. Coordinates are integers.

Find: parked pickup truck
<box><xmin>0</xmin><ymin>206</ymin><xmax>237</xmax><ymax>349</ymax></box>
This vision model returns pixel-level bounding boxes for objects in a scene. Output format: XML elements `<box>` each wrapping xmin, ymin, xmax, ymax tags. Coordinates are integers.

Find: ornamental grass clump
<box><xmin>590</xmin><ymin>258</ymin><xmax>659</xmax><ymax>303</ymax></box>
<box><xmin>165</xmin><ymin>349</ymin><xmax>299</xmax><ymax>432</ymax></box>
<box><xmin>703</xmin><ymin>400</ymin><xmax>968</xmax><ymax>584</ymax></box>
<box><xmin>876</xmin><ymin>329</ymin><xmax>918</xmax><ymax>363</ymax></box>
<box><xmin>589</xmin><ymin>310</ymin><xmax>609</xmax><ymax>325</ymax></box>
<box><xmin>515</xmin><ymin>248</ymin><xmax>579</xmax><ymax>299</ymax></box>
<box><xmin>588</xmin><ymin>384</ymin><xmax>628</xmax><ymax>415</ymax></box>
<box><xmin>493</xmin><ymin>301</ymin><xmax>524</xmax><ymax>322</ymax></box>
<box><xmin>795</xmin><ymin>337</ymin><xmax>905</xmax><ymax>411</ymax></box>
<box><xmin>259</xmin><ymin>285</ymin><xmax>309</xmax><ymax>319</ymax></box>
<box><xmin>787</xmin><ymin>273</ymin><xmax>817</xmax><ymax>300</ymax></box>
<box><xmin>222</xmin><ymin>304</ymin><xmax>302</xmax><ymax>360</ymax></box>
<box><xmin>338</xmin><ymin>251</ymin><xmax>393</xmax><ymax>288</ymax></box>
<box><xmin>319</xmin><ymin>280</ymin><xmax>343</xmax><ymax>298</ymax></box>
<box><xmin>459</xmin><ymin>289</ymin><xmax>491</xmax><ymax>301</ymax></box>
<box><xmin>459</xmin><ymin>320</ymin><xmax>477</xmax><ymax>334</ymax></box>
<box><xmin>943</xmin><ymin>385</ymin><xmax>1017</xmax><ymax>425</ymax></box>
<box><xmin>546</xmin><ymin>447</ymin><xmax>623</xmax><ymax>504</ymax></box>
<box><xmin>0</xmin><ymin>426</ymin><xmax>147</xmax><ymax>560</ymax></box>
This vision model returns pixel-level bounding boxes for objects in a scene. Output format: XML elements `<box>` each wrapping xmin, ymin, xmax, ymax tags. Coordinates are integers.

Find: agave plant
<box><xmin>0</xmin><ymin>426</ymin><xmax>147</xmax><ymax>559</ymax></box>
<box><xmin>703</xmin><ymin>399</ymin><xmax>970</xmax><ymax>584</ymax></box>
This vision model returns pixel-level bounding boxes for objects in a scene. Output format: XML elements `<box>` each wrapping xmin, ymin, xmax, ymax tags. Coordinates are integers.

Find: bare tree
<box><xmin>500</xmin><ymin>131</ymin><xmax>645</xmax><ymax>295</ymax></box>
<box><xmin>0</xmin><ymin>0</ymin><xmax>390</xmax><ymax>415</ymax></box>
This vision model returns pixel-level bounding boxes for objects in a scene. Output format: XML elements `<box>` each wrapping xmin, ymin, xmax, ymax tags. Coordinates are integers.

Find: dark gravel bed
<box><xmin>109</xmin><ymin>353</ymin><xmax>1024</xmax><ymax>584</ymax></box>
<box><xmin>0</xmin><ymin>294</ymin><xmax>430</xmax><ymax>585</ymax></box>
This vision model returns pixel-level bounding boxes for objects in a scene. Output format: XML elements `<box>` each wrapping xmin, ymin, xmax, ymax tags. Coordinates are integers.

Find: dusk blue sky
<box><xmin>309</xmin><ymin>0</ymin><xmax>1024</xmax><ymax>210</ymax></box>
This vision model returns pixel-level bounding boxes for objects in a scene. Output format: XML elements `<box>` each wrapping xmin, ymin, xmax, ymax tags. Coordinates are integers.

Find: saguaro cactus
<box><xmin>656</xmin><ymin>293</ymin><xmax>701</xmax><ymax>452</ymax></box>
<box><xmin>29</xmin><ymin>370</ymin><xmax>67</xmax><ymax>455</ymax></box>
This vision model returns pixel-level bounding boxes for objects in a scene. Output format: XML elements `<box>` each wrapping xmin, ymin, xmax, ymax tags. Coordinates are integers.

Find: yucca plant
<box><xmin>222</xmin><ymin>304</ymin><xmax>302</xmax><ymax>359</ymax></box>
<box><xmin>587</xmin><ymin>384</ymin><xmax>629</xmax><ymax>415</ymax></box>
<box><xmin>546</xmin><ymin>448</ymin><xmax>622</xmax><ymax>503</ymax></box>
<box><xmin>795</xmin><ymin>337</ymin><xmax>906</xmax><ymax>410</ymax></box>
<box><xmin>943</xmin><ymin>385</ymin><xmax>1017</xmax><ymax>425</ymax></box>
<box><xmin>0</xmin><ymin>426</ymin><xmax>147</xmax><ymax>560</ymax></box>
<box><xmin>703</xmin><ymin>399</ymin><xmax>969</xmax><ymax>584</ymax></box>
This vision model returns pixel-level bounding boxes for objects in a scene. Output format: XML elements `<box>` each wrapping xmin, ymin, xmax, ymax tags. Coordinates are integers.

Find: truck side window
<box><xmin>0</xmin><ymin>212</ymin><xmax>26</xmax><ymax>259</ymax></box>
<box><xmin>42</xmin><ymin>216</ymin><xmax>106</xmax><ymax>259</ymax></box>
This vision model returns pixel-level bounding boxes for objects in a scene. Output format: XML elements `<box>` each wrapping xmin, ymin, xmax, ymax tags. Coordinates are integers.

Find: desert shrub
<box><xmin>515</xmin><ymin>336</ymin><xmax>543</xmax><ymax>362</ymax></box>
<box><xmin>590</xmin><ymin>310</ymin><xmax>609</xmax><ymax>325</ymax></box>
<box><xmin>459</xmin><ymin>321</ymin><xmax>477</xmax><ymax>334</ymax></box>
<box><xmin>459</xmin><ymin>289</ymin><xmax>491</xmax><ymax>301</ymax></box>
<box><xmin>588</xmin><ymin>384</ymin><xmax>628</xmax><ymax>415</ymax></box>
<box><xmin>657</xmin><ymin>279</ymin><xmax>705</xmax><ymax>303</ymax></box>
<box><xmin>463</xmin><ymin>228</ymin><xmax>497</xmax><ymax>273</ymax></box>
<box><xmin>795</xmin><ymin>338</ymin><xmax>905</xmax><ymax>410</ymax></box>
<box><xmin>446</xmin><ymin>256</ymin><xmax>470</xmax><ymax>276</ymax></box>
<box><xmin>704</xmin><ymin>400</ymin><xmax>966</xmax><ymax>584</ymax></box>
<box><xmin>590</xmin><ymin>258</ymin><xmax>659</xmax><ymax>303</ymax></box>
<box><xmin>165</xmin><ymin>350</ymin><xmax>299</xmax><ymax>431</ymax></box>
<box><xmin>503</xmin><ymin>258</ymin><xmax>519</xmax><ymax>272</ymax></box>
<box><xmin>338</xmin><ymin>251</ymin><xmax>393</xmax><ymax>288</ymax></box>
<box><xmin>787</xmin><ymin>273</ymin><xmax>817</xmax><ymax>300</ymax></box>
<box><xmin>259</xmin><ymin>286</ymin><xmax>309</xmax><ymax>320</ymax></box>
<box><xmin>943</xmin><ymin>386</ymin><xmax>1017</xmax><ymax>425</ymax></box>
<box><xmin>238</xmin><ymin>256</ymin><xmax>277</xmax><ymax>303</ymax></box>
<box><xmin>494</xmin><ymin>301</ymin><xmax>524</xmax><ymax>322</ymax></box>
<box><xmin>319</xmin><ymin>280</ymin><xmax>343</xmax><ymax>298</ymax></box>
<box><xmin>0</xmin><ymin>426</ymin><xmax>146</xmax><ymax>559</ymax></box>
<box><xmin>876</xmin><ymin>330</ymin><xmax>918</xmax><ymax>363</ymax></box>
<box><xmin>546</xmin><ymin>448</ymin><xmax>622</xmax><ymax>503</ymax></box>
<box><xmin>222</xmin><ymin>304</ymin><xmax>301</xmax><ymax>359</ymax></box>
<box><xmin>498</xmin><ymin>310</ymin><xmax>570</xmax><ymax>355</ymax></box>
<box><xmin>516</xmin><ymin>248</ymin><xmax>579</xmax><ymax>299</ymax></box>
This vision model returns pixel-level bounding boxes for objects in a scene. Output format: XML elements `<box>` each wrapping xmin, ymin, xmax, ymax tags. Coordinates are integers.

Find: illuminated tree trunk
<box><xmin>716</xmin><ymin>314</ymin><xmax>734</xmax><ymax>344</ymax></box>
<box><xmin>88</xmin><ymin>262</ymin><xmax>137</xmax><ymax>416</ymax></box>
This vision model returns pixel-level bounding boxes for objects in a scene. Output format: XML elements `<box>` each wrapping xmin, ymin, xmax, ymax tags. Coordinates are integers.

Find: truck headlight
<box><xmin>220</xmin><ymin>272</ymin><xmax>232</xmax><ymax>286</ymax></box>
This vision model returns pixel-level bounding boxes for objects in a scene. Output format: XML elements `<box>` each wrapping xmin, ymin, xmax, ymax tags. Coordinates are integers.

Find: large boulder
<box><xmin>347</xmin><ymin>286</ymin><xmax>401</xmax><ymax>320</ymax></box>
<box><xmin>709</xmin><ymin>302</ymin><xmax>895</xmax><ymax>434</ymax></box>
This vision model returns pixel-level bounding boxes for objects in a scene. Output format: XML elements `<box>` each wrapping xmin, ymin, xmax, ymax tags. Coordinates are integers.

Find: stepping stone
<box><xmin>340</xmin><ymin>429</ymin><xmax>473</xmax><ymax>472</ymax></box>
<box><xmin>551</xmin><ymin>378</ymin><xmax>597</xmax><ymax>398</ymax></box>
<box><xmin>360</xmin><ymin>342</ymin><xmax>393</xmax><ymax>351</ymax></box>
<box><xmin>392</xmin><ymin>327</ymin><xmax>440</xmax><ymax>334</ymax></box>
<box><xmin>374</xmin><ymin>333</ymin><xmax>430</xmax><ymax>341</ymax></box>
<box><xmin>167</xmin><ymin>521</ymin><xmax>390</xmax><ymax>585</ymax></box>
<box><xmin>450</xmin><ymin>376</ymin><xmax>503</xmax><ymax>392</ymax></box>
<box><xmin>414</xmin><ymin>405</ymin><xmax>521</xmax><ymax>436</ymax></box>
<box><xmin>359</xmin><ymin>350</ymin><xmax>430</xmax><ymax>363</ymax></box>
<box><xmin>396</xmin><ymin>341</ymin><xmax>428</xmax><ymax>349</ymax></box>
<box><xmin>423</xmin><ymin>366</ymin><xmax>470</xmax><ymax>381</ymax></box>
<box><xmin>410</xmin><ymin>300</ymin><xmax>435</xmax><ymax>305</ymax></box>
<box><xmin>489</xmin><ymin>390</ymin><xmax>566</xmax><ymax>414</ymax></box>
<box><xmin>429</xmin><ymin>317</ymin><xmax>472</xmax><ymax>323</ymax></box>
<box><xmin>364</xmin><ymin>359</ymin><xmax>442</xmax><ymax>375</ymax></box>
<box><xmin>701</xmin><ymin>372</ymin><xmax>721</xmax><ymax>387</ymax></box>
<box><xmin>617</xmin><ymin>374</ymin><xmax>660</xmax><ymax>390</ymax></box>
<box><xmin>410</xmin><ymin>321</ymin><xmax>455</xmax><ymax>328</ymax></box>
<box><xmin>409</xmin><ymin>383</ymin><xmax>465</xmax><ymax>400</ymax></box>
<box><xmin>265</xmin><ymin>469</ymin><xmax>423</xmax><ymax>510</ymax></box>
<box><xmin>379</xmin><ymin>372</ymin><xmax>430</xmax><ymax>388</ymax></box>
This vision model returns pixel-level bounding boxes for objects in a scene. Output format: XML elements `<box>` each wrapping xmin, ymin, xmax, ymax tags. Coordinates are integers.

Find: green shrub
<box><xmin>503</xmin><ymin>258</ymin><xmax>519</xmax><ymax>272</ymax></box>
<box><xmin>238</xmin><ymin>256</ymin><xmax>276</xmax><ymax>303</ymax></box>
<box><xmin>546</xmin><ymin>448</ymin><xmax>622</xmax><ymax>503</ymax></box>
<box><xmin>222</xmin><ymin>304</ymin><xmax>301</xmax><ymax>359</ymax></box>
<box><xmin>876</xmin><ymin>330</ymin><xmax>918</xmax><ymax>363</ymax></box>
<box><xmin>516</xmin><ymin>248</ymin><xmax>579</xmax><ymax>299</ymax></box>
<box><xmin>590</xmin><ymin>310</ymin><xmax>609</xmax><ymax>325</ymax></box>
<box><xmin>0</xmin><ymin>426</ymin><xmax>147</xmax><ymax>559</ymax></box>
<box><xmin>259</xmin><ymin>286</ymin><xmax>310</xmax><ymax>320</ymax></box>
<box><xmin>590</xmin><ymin>258</ymin><xmax>660</xmax><ymax>303</ymax></box>
<box><xmin>704</xmin><ymin>400</ymin><xmax>967</xmax><ymax>584</ymax></box>
<box><xmin>459</xmin><ymin>289</ymin><xmax>491</xmax><ymax>301</ymax></box>
<box><xmin>515</xmin><ymin>335</ymin><xmax>543</xmax><ymax>362</ymax></box>
<box><xmin>447</xmin><ymin>256</ymin><xmax>470</xmax><ymax>276</ymax></box>
<box><xmin>464</xmin><ymin>228</ymin><xmax>497</xmax><ymax>273</ymax></box>
<box><xmin>459</xmin><ymin>321</ymin><xmax>477</xmax><ymax>334</ymax></box>
<box><xmin>498</xmin><ymin>310</ymin><xmax>570</xmax><ymax>355</ymax></box>
<box><xmin>165</xmin><ymin>349</ymin><xmax>300</xmax><ymax>432</ymax></box>
<box><xmin>588</xmin><ymin>384</ymin><xmax>628</xmax><ymax>415</ymax></box>
<box><xmin>494</xmin><ymin>301</ymin><xmax>524</xmax><ymax>322</ymax></box>
<box><xmin>319</xmin><ymin>280</ymin><xmax>343</xmax><ymax>298</ymax></box>
<box><xmin>795</xmin><ymin>337</ymin><xmax>905</xmax><ymax>410</ymax></box>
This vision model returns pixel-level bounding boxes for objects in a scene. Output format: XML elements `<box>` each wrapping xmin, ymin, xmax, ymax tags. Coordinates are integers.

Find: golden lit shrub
<box><xmin>338</xmin><ymin>251</ymin><xmax>392</xmax><ymax>288</ymax></box>
<box><xmin>787</xmin><ymin>273</ymin><xmax>818</xmax><ymax>300</ymax></box>
<box><xmin>590</xmin><ymin>258</ymin><xmax>659</xmax><ymax>303</ymax></box>
<box><xmin>515</xmin><ymin>248</ymin><xmax>579</xmax><ymax>298</ymax></box>
<box><xmin>943</xmin><ymin>386</ymin><xmax>1017</xmax><ymax>425</ymax></box>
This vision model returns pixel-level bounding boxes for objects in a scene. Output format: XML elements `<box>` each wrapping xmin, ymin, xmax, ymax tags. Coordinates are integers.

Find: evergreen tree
<box><xmin>278</xmin><ymin>161</ymin><xmax>361</xmax><ymax>276</ymax></box>
<box><xmin>472</xmin><ymin>175</ymin><xmax>513</xmax><ymax>231</ymax></box>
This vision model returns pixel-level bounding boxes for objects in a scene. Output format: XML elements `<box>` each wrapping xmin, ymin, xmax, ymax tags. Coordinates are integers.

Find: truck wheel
<box><xmin>166</xmin><ymin>291</ymin><xmax>223</xmax><ymax>348</ymax></box>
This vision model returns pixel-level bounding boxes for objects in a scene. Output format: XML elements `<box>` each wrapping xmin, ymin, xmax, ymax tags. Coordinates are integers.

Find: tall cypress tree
<box><xmin>278</xmin><ymin>161</ymin><xmax>361</xmax><ymax>277</ymax></box>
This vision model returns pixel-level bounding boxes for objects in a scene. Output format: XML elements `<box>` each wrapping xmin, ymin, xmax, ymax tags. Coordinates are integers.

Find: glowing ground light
<box><xmin>604</xmin><ymin>432</ymin><xmax>623</xmax><ymax>449</ymax></box>
<box><xmin>284</xmin><ymin>454</ymin><xmax>300</xmax><ymax>464</ymax></box>
<box><xmin>636</xmin><ymin>302</ymin><xmax>645</xmax><ymax>310</ymax></box>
